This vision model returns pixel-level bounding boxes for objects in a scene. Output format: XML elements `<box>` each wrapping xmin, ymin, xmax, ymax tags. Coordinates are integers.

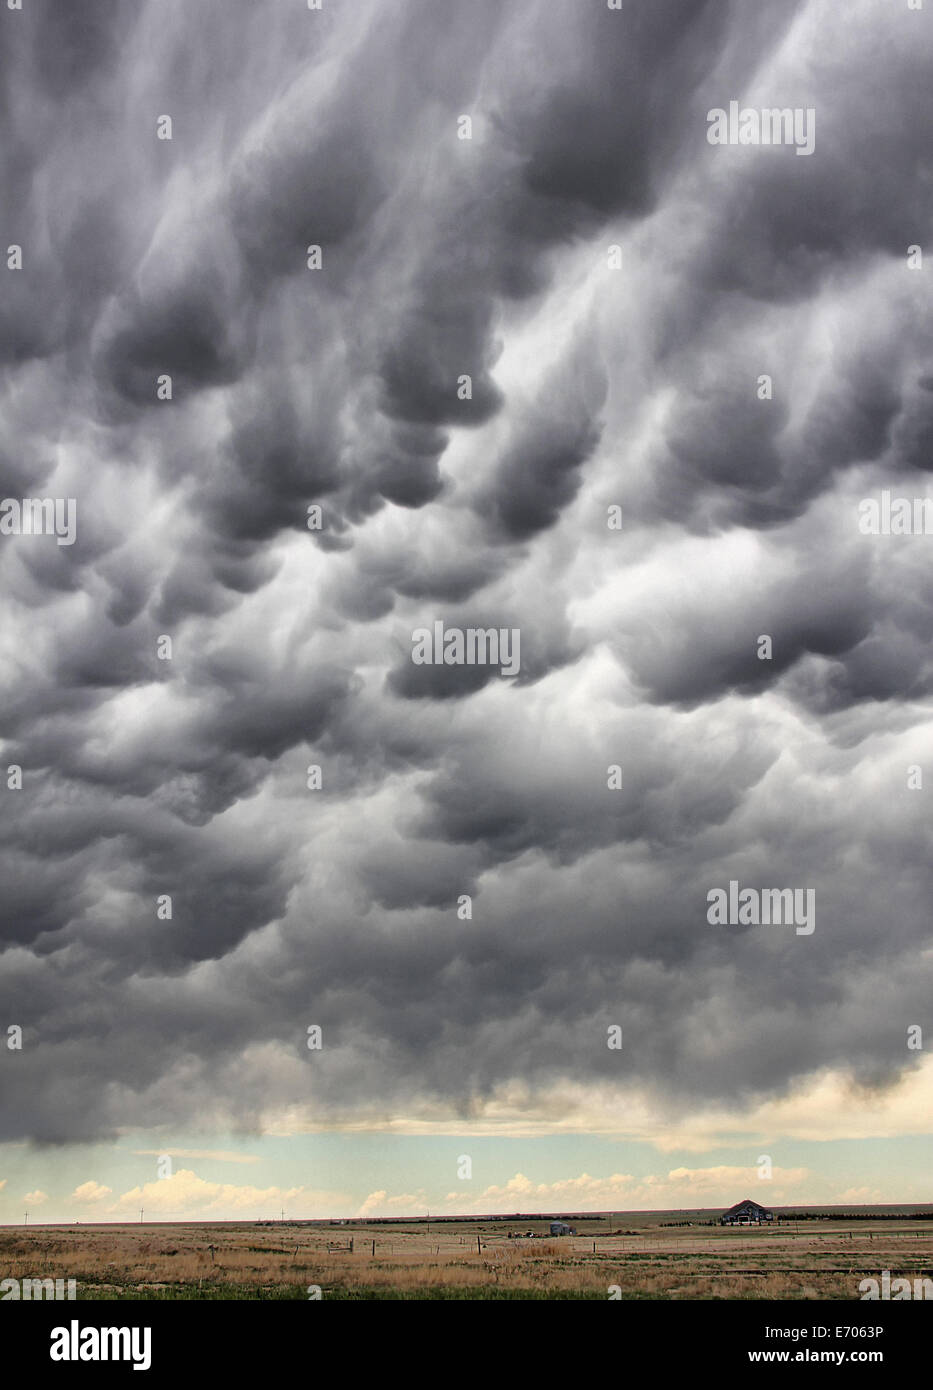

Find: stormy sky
<box><xmin>1</xmin><ymin>0</ymin><xmax>932</xmax><ymax>1216</ymax></box>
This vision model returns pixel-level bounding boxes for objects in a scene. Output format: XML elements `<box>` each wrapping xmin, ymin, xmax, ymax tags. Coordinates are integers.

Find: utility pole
<box><xmin>24</xmin><ymin>1211</ymin><xmax>27</xmax><ymax>1225</ymax></box>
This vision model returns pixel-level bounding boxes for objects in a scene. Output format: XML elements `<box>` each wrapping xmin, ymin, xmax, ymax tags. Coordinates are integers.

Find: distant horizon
<box><xmin>7</xmin><ymin>1200</ymin><xmax>933</xmax><ymax>1230</ymax></box>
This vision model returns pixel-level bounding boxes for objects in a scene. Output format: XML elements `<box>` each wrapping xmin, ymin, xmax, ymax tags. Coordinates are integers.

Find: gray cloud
<box><xmin>1</xmin><ymin>0</ymin><xmax>932</xmax><ymax>1146</ymax></box>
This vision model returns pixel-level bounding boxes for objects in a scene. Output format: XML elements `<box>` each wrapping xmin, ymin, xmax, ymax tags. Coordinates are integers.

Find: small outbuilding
<box><xmin>549</xmin><ymin>1221</ymin><xmax>574</xmax><ymax>1236</ymax></box>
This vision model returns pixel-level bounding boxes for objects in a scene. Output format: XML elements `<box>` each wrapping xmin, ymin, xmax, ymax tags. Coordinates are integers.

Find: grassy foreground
<box><xmin>4</xmin><ymin>1211</ymin><xmax>932</xmax><ymax>1301</ymax></box>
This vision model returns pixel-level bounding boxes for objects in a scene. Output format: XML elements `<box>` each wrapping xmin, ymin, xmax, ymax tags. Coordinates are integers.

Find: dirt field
<box><xmin>3</xmin><ymin>1211</ymin><xmax>932</xmax><ymax>1299</ymax></box>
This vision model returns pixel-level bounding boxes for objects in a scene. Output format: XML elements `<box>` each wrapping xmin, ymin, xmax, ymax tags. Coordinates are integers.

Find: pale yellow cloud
<box><xmin>440</xmin><ymin>1163</ymin><xmax>810</xmax><ymax>1214</ymax></box>
<box><xmin>131</xmin><ymin>1149</ymin><xmax>260</xmax><ymax>1165</ymax></box>
<box><xmin>112</xmin><ymin>1168</ymin><xmax>348</xmax><ymax>1219</ymax></box>
<box><xmin>72</xmin><ymin>1181</ymin><xmax>112</xmax><ymax>1203</ymax></box>
<box><xmin>836</xmin><ymin>1186</ymin><xmax>886</xmax><ymax>1204</ymax></box>
<box><xmin>356</xmin><ymin>1190</ymin><xmax>428</xmax><ymax>1217</ymax></box>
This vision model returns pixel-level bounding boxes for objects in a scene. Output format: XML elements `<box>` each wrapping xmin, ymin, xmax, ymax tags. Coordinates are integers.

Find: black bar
<box><xmin>6</xmin><ymin>1299</ymin><xmax>928</xmax><ymax>1378</ymax></box>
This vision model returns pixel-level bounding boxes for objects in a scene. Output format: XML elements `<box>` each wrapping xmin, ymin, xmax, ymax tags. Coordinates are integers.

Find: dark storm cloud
<box><xmin>23</xmin><ymin>0</ymin><xmax>126</xmax><ymax>97</ymax></box>
<box><xmin>480</xmin><ymin>335</ymin><xmax>608</xmax><ymax>539</ymax></box>
<box><xmin>2</xmin><ymin>0</ymin><xmax>933</xmax><ymax>1149</ymax></box>
<box><xmin>358</xmin><ymin>421</ymin><xmax>450</xmax><ymax>511</ymax></box>
<box><xmin>694</xmin><ymin>41</ymin><xmax>933</xmax><ymax>304</ymax></box>
<box><xmin>96</xmin><ymin>277</ymin><xmax>249</xmax><ymax>405</ymax></box>
<box><xmin>613</xmin><ymin>553</ymin><xmax>875</xmax><ymax>709</ymax></box>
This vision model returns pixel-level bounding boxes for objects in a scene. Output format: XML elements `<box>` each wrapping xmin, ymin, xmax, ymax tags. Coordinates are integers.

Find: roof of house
<box><xmin>722</xmin><ymin>1198</ymin><xmax>772</xmax><ymax>1216</ymax></box>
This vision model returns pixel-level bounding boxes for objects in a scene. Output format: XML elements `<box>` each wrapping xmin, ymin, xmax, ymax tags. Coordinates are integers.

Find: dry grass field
<box><xmin>3</xmin><ymin>1211</ymin><xmax>932</xmax><ymax>1300</ymax></box>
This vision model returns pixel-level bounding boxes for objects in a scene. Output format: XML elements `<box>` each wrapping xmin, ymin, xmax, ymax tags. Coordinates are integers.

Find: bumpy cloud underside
<box><xmin>1</xmin><ymin>0</ymin><xmax>932</xmax><ymax>1143</ymax></box>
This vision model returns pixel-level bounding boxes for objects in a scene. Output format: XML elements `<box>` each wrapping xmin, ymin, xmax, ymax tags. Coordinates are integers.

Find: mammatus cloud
<box><xmin>0</xmin><ymin>0</ymin><xmax>931</xmax><ymax>1178</ymax></box>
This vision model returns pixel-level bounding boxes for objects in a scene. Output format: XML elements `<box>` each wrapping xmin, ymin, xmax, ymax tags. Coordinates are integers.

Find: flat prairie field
<box><xmin>3</xmin><ymin>1211</ymin><xmax>932</xmax><ymax>1300</ymax></box>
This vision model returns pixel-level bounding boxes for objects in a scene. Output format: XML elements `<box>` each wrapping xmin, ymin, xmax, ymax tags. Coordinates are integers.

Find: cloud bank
<box><xmin>1</xmin><ymin>0</ymin><xmax>932</xmax><ymax>1148</ymax></box>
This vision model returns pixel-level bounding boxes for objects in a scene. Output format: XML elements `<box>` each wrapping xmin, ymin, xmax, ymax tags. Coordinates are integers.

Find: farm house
<box><xmin>549</xmin><ymin>1221</ymin><xmax>575</xmax><ymax>1236</ymax></box>
<box><xmin>720</xmin><ymin>1199</ymin><xmax>774</xmax><ymax>1226</ymax></box>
